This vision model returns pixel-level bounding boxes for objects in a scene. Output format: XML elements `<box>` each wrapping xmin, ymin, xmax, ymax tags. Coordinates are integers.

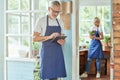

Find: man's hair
<box><xmin>48</xmin><ymin>0</ymin><xmax>61</xmax><ymax>7</ymax></box>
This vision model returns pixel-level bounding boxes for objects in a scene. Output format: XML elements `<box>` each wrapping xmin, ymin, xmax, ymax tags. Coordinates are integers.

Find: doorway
<box><xmin>78</xmin><ymin>0</ymin><xmax>113</xmax><ymax>80</ymax></box>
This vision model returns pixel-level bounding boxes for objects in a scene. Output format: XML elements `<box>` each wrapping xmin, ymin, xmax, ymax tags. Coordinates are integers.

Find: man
<box><xmin>33</xmin><ymin>1</ymin><xmax>67</xmax><ymax>80</ymax></box>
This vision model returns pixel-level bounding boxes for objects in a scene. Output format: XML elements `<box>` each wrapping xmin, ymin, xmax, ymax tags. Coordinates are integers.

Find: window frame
<box><xmin>4</xmin><ymin>0</ymin><xmax>48</xmax><ymax>60</ymax></box>
<box><xmin>79</xmin><ymin>6</ymin><xmax>111</xmax><ymax>36</ymax></box>
<box><xmin>79</xmin><ymin>6</ymin><xmax>111</xmax><ymax>46</ymax></box>
<box><xmin>4</xmin><ymin>0</ymin><xmax>49</xmax><ymax>80</ymax></box>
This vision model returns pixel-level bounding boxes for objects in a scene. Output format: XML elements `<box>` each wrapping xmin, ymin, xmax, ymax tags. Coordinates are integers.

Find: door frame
<box><xmin>72</xmin><ymin>0</ymin><xmax>114</xmax><ymax>80</ymax></box>
<box><xmin>72</xmin><ymin>0</ymin><xmax>79</xmax><ymax>80</ymax></box>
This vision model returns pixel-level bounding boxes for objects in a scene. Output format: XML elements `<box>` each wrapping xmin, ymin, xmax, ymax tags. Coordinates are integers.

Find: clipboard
<box><xmin>51</xmin><ymin>36</ymin><xmax>67</xmax><ymax>42</ymax></box>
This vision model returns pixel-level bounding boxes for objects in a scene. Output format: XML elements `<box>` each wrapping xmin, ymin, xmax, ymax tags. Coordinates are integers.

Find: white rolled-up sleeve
<box><xmin>34</xmin><ymin>18</ymin><xmax>42</xmax><ymax>33</ymax></box>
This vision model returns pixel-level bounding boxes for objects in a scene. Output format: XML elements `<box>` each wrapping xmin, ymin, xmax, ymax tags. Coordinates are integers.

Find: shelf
<box><xmin>5</xmin><ymin>34</ymin><xmax>33</xmax><ymax>37</ymax></box>
<box><xmin>6</xmin><ymin>57</ymin><xmax>36</xmax><ymax>62</ymax></box>
<box><xmin>5</xmin><ymin>10</ymin><xmax>46</xmax><ymax>13</ymax></box>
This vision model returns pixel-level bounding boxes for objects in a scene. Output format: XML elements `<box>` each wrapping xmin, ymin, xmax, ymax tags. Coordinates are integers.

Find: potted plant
<box><xmin>32</xmin><ymin>42</ymin><xmax>40</xmax><ymax>58</ymax></box>
<box><xmin>89</xmin><ymin>30</ymin><xmax>96</xmax><ymax>36</ymax></box>
<box><xmin>102</xmin><ymin>36</ymin><xmax>111</xmax><ymax>51</ymax></box>
<box><xmin>33</xmin><ymin>56</ymin><xmax>40</xmax><ymax>80</ymax></box>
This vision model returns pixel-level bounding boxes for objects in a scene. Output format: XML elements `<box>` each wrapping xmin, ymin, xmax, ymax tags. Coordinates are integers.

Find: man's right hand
<box><xmin>33</xmin><ymin>32</ymin><xmax>60</xmax><ymax>42</ymax></box>
<box><xmin>49</xmin><ymin>32</ymin><xmax>60</xmax><ymax>39</ymax></box>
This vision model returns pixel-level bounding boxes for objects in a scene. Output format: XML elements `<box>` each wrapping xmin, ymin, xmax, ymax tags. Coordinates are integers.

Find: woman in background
<box><xmin>81</xmin><ymin>17</ymin><xmax>104</xmax><ymax>78</ymax></box>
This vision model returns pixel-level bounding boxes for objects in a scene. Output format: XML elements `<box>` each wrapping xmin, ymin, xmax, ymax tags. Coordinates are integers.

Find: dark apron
<box><xmin>88</xmin><ymin>29</ymin><xmax>104</xmax><ymax>59</ymax></box>
<box><xmin>40</xmin><ymin>15</ymin><xmax>66</xmax><ymax>79</ymax></box>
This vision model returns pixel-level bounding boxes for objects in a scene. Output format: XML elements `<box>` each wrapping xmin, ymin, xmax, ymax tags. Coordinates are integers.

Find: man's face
<box><xmin>49</xmin><ymin>5</ymin><xmax>61</xmax><ymax>19</ymax></box>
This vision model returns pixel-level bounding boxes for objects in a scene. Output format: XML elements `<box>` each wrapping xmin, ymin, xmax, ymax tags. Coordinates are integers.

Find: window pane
<box><xmin>7</xmin><ymin>14</ymin><xmax>19</xmax><ymax>34</ymax></box>
<box><xmin>104</xmin><ymin>21</ymin><xmax>111</xmax><ymax>34</ymax></box>
<box><xmin>97</xmin><ymin>7</ymin><xmax>102</xmax><ymax>20</ymax></box>
<box><xmin>8</xmin><ymin>37</ymin><xmax>29</xmax><ymax>58</ymax></box>
<box><xmin>39</xmin><ymin>0</ymin><xmax>47</xmax><ymax>10</ymax></box>
<box><xmin>21</xmin><ymin>13</ymin><xmax>29</xmax><ymax>34</ymax></box>
<box><xmin>8</xmin><ymin>0</ymin><xmax>19</xmax><ymax>10</ymax></box>
<box><xmin>79</xmin><ymin>21</ymin><xmax>92</xmax><ymax>34</ymax></box>
<box><xmin>7</xmin><ymin>13</ymin><xmax>29</xmax><ymax>34</ymax></box>
<box><xmin>6</xmin><ymin>0</ymin><xmax>48</xmax><ymax>59</ymax></box>
<box><xmin>79</xmin><ymin>6</ymin><xmax>111</xmax><ymax>36</ymax></box>
<box><xmin>104</xmin><ymin>6</ymin><xmax>110</xmax><ymax>19</ymax></box>
<box><xmin>21</xmin><ymin>0</ymin><xmax>29</xmax><ymax>10</ymax></box>
<box><xmin>32</xmin><ymin>0</ymin><xmax>47</xmax><ymax>10</ymax></box>
<box><xmin>32</xmin><ymin>12</ymin><xmax>46</xmax><ymax>22</ymax></box>
<box><xmin>97</xmin><ymin>6</ymin><xmax>110</xmax><ymax>20</ymax></box>
<box><xmin>31</xmin><ymin>12</ymin><xmax>46</xmax><ymax>33</ymax></box>
<box><xmin>79</xmin><ymin>6</ymin><xmax>95</xmax><ymax>19</ymax></box>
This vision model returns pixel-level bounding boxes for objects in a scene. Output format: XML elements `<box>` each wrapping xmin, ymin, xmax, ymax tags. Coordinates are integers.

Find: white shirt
<box><xmin>90</xmin><ymin>26</ymin><xmax>103</xmax><ymax>33</ymax></box>
<box><xmin>34</xmin><ymin>15</ymin><xmax>64</xmax><ymax>36</ymax></box>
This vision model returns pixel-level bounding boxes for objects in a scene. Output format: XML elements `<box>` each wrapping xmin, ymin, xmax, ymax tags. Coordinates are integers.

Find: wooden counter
<box><xmin>79</xmin><ymin>49</ymin><xmax>110</xmax><ymax>75</ymax></box>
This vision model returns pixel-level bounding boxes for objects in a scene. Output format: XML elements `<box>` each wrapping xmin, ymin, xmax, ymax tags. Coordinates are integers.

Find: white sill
<box><xmin>6</xmin><ymin>57</ymin><xmax>36</xmax><ymax>62</ymax></box>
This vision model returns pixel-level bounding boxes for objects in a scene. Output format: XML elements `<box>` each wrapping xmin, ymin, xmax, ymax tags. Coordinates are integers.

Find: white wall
<box><xmin>0</xmin><ymin>0</ymin><xmax>4</xmax><ymax>80</ymax></box>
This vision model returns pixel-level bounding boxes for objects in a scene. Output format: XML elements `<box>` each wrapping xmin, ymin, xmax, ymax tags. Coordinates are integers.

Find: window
<box><xmin>79</xmin><ymin>6</ymin><xmax>111</xmax><ymax>45</ymax></box>
<box><xmin>5</xmin><ymin>0</ymin><xmax>48</xmax><ymax>59</ymax></box>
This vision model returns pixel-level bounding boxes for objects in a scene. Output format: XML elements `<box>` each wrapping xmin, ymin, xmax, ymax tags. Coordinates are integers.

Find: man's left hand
<box><xmin>57</xmin><ymin>39</ymin><xmax>65</xmax><ymax>46</ymax></box>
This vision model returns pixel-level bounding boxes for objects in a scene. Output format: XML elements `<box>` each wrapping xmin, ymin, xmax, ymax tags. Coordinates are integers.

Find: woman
<box><xmin>81</xmin><ymin>17</ymin><xmax>104</xmax><ymax>78</ymax></box>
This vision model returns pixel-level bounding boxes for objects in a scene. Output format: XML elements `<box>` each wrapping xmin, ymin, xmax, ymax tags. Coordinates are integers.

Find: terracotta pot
<box><xmin>32</xmin><ymin>49</ymin><xmax>39</xmax><ymax>58</ymax></box>
<box><xmin>102</xmin><ymin>42</ymin><xmax>111</xmax><ymax>51</ymax></box>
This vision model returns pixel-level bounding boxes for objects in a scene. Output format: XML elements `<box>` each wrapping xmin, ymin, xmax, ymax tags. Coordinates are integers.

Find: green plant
<box><xmin>89</xmin><ymin>31</ymin><xmax>95</xmax><ymax>36</ymax></box>
<box><xmin>102</xmin><ymin>36</ymin><xmax>111</xmax><ymax>50</ymax></box>
<box><xmin>103</xmin><ymin>36</ymin><xmax>111</xmax><ymax>43</ymax></box>
<box><xmin>34</xmin><ymin>60</ymin><xmax>40</xmax><ymax>80</ymax></box>
<box><xmin>79</xmin><ymin>38</ymin><xmax>85</xmax><ymax>43</ymax></box>
<box><xmin>32</xmin><ymin>42</ymin><xmax>40</xmax><ymax>50</ymax></box>
<box><xmin>32</xmin><ymin>42</ymin><xmax>40</xmax><ymax>58</ymax></box>
<box><xmin>34</xmin><ymin>71</ymin><xmax>40</xmax><ymax>80</ymax></box>
<box><xmin>23</xmin><ymin>39</ymin><xmax>29</xmax><ymax>46</ymax></box>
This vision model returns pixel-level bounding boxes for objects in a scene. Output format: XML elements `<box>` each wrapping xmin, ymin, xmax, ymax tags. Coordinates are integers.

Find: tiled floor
<box><xmin>80</xmin><ymin>74</ymin><xmax>110</xmax><ymax>80</ymax></box>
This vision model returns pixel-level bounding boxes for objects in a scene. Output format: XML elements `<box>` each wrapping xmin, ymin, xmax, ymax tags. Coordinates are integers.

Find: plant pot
<box><xmin>32</xmin><ymin>49</ymin><xmax>39</xmax><ymax>58</ymax></box>
<box><xmin>102</xmin><ymin>42</ymin><xmax>111</xmax><ymax>51</ymax></box>
<box><xmin>19</xmin><ymin>50</ymin><xmax>28</xmax><ymax>58</ymax></box>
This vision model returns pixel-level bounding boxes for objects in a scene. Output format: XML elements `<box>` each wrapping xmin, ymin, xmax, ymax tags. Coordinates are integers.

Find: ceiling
<box><xmin>79</xmin><ymin>0</ymin><xmax>111</xmax><ymax>6</ymax></box>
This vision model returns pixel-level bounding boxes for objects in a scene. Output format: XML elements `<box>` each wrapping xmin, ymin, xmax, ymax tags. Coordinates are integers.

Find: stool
<box><xmin>100</xmin><ymin>59</ymin><xmax>107</xmax><ymax>75</ymax></box>
<box><xmin>100</xmin><ymin>54</ymin><xmax>110</xmax><ymax>75</ymax></box>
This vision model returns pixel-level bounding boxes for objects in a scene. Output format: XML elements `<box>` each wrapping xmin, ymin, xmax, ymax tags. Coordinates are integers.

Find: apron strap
<box><xmin>96</xmin><ymin>28</ymin><xmax>100</xmax><ymax>37</ymax></box>
<box><xmin>56</xmin><ymin>19</ymin><xmax>60</xmax><ymax>27</ymax></box>
<box><xmin>47</xmin><ymin>15</ymin><xmax>48</xmax><ymax>27</ymax></box>
<box><xmin>97</xmin><ymin>27</ymin><xmax>99</xmax><ymax>32</ymax></box>
<box><xmin>47</xmin><ymin>15</ymin><xmax>60</xmax><ymax>27</ymax></box>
